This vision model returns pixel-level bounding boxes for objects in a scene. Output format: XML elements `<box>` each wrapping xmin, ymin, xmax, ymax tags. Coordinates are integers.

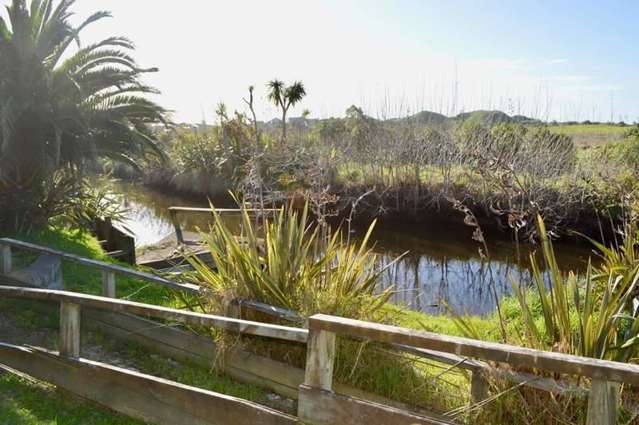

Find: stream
<box><xmin>111</xmin><ymin>181</ymin><xmax>593</xmax><ymax>316</ymax></box>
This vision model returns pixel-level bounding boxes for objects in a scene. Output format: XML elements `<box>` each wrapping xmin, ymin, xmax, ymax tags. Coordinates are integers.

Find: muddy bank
<box><xmin>124</xmin><ymin>168</ymin><xmax>615</xmax><ymax>243</ymax></box>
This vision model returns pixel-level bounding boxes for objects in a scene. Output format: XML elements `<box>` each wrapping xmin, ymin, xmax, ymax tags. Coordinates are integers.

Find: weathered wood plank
<box><xmin>83</xmin><ymin>308</ymin><xmax>455</xmax><ymax>412</ymax></box>
<box><xmin>168</xmin><ymin>207</ymin><xmax>280</xmax><ymax>214</ymax></box>
<box><xmin>0</xmin><ymin>344</ymin><xmax>296</xmax><ymax>425</ymax></box>
<box><xmin>0</xmin><ymin>238</ymin><xmax>200</xmax><ymax>294</ymax></box>
<box><xmin>0</xmin><ymin>244</ymin><xmax>11</xmax><ymax>275</ymax></box>
<box><xmin>8</xmin><ymin>254</ymin><xmax>63</xmax><ymax>290</ymax></box>
<box><xmin>0</xmin><ymin>286</ymin><xmax>308</xmax><ymax>343</ymax></box>
<box><xmin>303</xmin><ymin>329</ymin><xmax>336</xmax><ymax>391</ymax></box>
<box><xmin>298</xmin><ymin>385</ymin><xmax>455</xmax><ymax>425</ymax></box>
<box><xmin>309</xmin><ymin>314</ymin><xmax>639</xmax><ymax>385</ymax></box>
<box><xmin>102</xmin><ymin>270</ymin><xmax>116</xmax><ymax>298</ymax></box>
<box><xmin>84</xmin><ymin>309</ymin><xmax>439</xmax><ymax>408</ymax></box>
<box><xmin>0</xmin><ymin>280</ymin><xmax>408</xmax><ymax>407</ymax></box>
<box><xmin>470</xmin><ymin>371</ymin><xmax>489</xmax><ymax>404</ymax></box>
<box><xmin>168</xmin><ymin>207</ymin><xmax>279</xmax><ymax>244</ymax></box>
<box><xmin>83</xmin><ymin>309</ymin><xmax>302</xmax><ymax>400</ymax></box>
<box><xmin>59</xmin><ymin>302</ymin><xmax>81</xmax><ymax>358</ymax></box>
<box><xmin>586</xmin><ymin>379</ymin><xmax>619</xmax><ymax>425</ymax></box>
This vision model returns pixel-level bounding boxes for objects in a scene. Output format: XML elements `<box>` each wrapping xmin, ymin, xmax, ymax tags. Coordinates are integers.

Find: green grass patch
<box><xmin>0</xmin><ymin>372</ymin><xmax>143</xmax><ymax>425</ymax></box>
<box><xmin>14</xmin><ymin>227</ymin><xmax>177</xmax><ymax>307</ymax></box>
<box><xmin>548</xmin><ymin>124</ymin><xmax>627</xmax><ymax>147</ymax></box>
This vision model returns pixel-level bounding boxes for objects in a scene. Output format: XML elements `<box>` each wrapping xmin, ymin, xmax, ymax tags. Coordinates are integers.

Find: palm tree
<box><xmin>266</xmin><ymin>79</ymin><xmax>306</xmax><ymax>144</ymax></box>
<box><xmin>0</xmin><ymin>0</ymin><xmax>169</xmax><ymax>228</ymax></box>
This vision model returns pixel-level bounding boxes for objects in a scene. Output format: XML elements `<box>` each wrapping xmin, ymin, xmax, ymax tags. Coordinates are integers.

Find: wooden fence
<box><xmin>0</xmin><ymin>238</ymin><xmax>421</xmax><ymax>405</ymax></box>
<box><xmin>0</xmin><ymin>285</ymin><xmax>298</xmax><ymax>425</ymax></box>
<box><xmin>2</xmin><ymin>239</ymin><xmax>639</xmax><ymax>424</ymax></box>
<box><xmin>0</xmin><ymin>237</ymin><xmax>201</xmax><ymax>294</ymax></box>
<box><xmin>299</xmin><ymin>314</ymin><xmax>639</xmax><ymax>425</ymax></box>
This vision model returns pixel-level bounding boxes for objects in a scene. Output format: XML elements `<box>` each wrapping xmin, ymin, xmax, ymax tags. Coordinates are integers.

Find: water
<box><xmin>111</xmin><ymin>181</ymin><xmax>593</xmax><ymax>316</ymax></box>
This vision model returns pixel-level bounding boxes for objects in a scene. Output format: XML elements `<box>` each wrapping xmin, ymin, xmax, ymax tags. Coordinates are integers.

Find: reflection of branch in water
<box><xmin>377</xmin><ymin>249</ymin><xmax>545</xmax><ymax>317</ymax></box>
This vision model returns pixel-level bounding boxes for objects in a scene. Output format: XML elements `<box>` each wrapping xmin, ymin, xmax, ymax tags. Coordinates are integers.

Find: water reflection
<box><xmin>380</xmin><ymin>256</ymin><xmax>533</xmax><ymax>315</ymax></box>
<box><xmin>353</xmin><ymin>221</ymin><xmax>591</xmax><ymax>316</ymax></box>
<box><xmin>112</xmin><ymin>182</ymin><xmax>228</xmax><ymax>246</ymax></box>
<box><xmin>111</xmin><ymin>181</ymin><xmax>594</xmax><ymax>316</ymax></box>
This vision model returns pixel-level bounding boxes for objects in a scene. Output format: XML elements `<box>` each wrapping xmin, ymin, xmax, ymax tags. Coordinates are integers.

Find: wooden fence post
<box><xmin>102</xmin><ymin>270</ymin><xmax>116</xmax><ymax>298</ymax></box>
<box><xmin>304</xmin><ymin>329</ymin><xmax>336</xmax><ymax>391</ymax></box>
<box><xmin>586</xmin><ymin>379</ymin><xmax>619</xmax><ymax>425</ymax></box>
<box><xmin>169</xmin><ymin>210</ymin><xmax>184</xmax><ymax>244</ymax></box>
<box><xmin>470</xmin><ymin>370</ymin><xmax>489</xmax><ymax>404</ymax></box>
<box><xmin>299</xmin><ymin>328</ymin><xmax>336</xmax><ymax>424</ymax></box>
<box><xmin>59</xmin><ymin>302</ymin><xmax>81</xmax><ymax>358</ymax></box>
<box><xmin>0</xmin><ymin>245</ymin><xmax>11</xmax><ymax>275</ymax></box>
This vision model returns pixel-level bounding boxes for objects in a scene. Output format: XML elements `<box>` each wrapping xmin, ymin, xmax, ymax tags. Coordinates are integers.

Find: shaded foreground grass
<box><xmin>0</xmin><ymin>372</ymin><xmax>142</xmax><ymax>425</ymax></box>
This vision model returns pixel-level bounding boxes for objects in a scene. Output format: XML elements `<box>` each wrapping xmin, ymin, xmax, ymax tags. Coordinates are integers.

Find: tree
<box><xmin>0</xmin><ymin>0</ymin><xmax>169</xmax><ymax>229</ymax></box>
<box><xmin>266</xmin><ymin>79</ymin><xmax>306</xmax><ymax>144</ymax></box>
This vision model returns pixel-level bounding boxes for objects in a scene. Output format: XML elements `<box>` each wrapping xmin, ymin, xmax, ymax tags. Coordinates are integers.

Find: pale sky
<box><xmin>53</xmin><ymin>1</ymin><xmax>639</xmax><ymax>123</ymax></box>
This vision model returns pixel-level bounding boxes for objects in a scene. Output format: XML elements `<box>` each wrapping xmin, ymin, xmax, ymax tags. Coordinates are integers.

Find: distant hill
<box><xmin>454</xmin><ymin>110</ymin><xmax>539</xmax><ymax>126</ymax></box>
<box><xmin>185</xmin><ymin>109</ymin><xmax>539</xmax><ymax>131</ymax></box>
<box><xmin>402</xmin><ymin>110</ymin><xmax>449</xmax><ymax>125</ymax></box>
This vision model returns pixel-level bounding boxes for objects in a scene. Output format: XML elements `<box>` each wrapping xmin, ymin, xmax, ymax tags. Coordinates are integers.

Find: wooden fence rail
<box><xmin>299</xmin><ymin>314</ymin><xmax>639</xmax><ymax>425</ymax></box>
<box><xmin>0</xmin><ymin>237</ymin><xmax>201</xmax><ymax>295</ymax></box>
<box><xmin>0</xmin><ymin>286</ymin><xmax>307</xmax><ymax>344</ymax></box>
<box><xmin>2</xmin><ymin>285</ymin><xmax>636</xmax><ymax>424</ymax></box>
<box><xmin>0</xmin><ymin>344</ymin><xmax>296</xmax><ymax>425</ymax></box>
<box><xmin>168</xmin><ymin>206</ymin><xmax>279</xmax><ymax>244</ymax></box>
<box><xmin>0</xmin><ymin>285</ymin><xmax>304</xmax><ymax>425</ymax></box>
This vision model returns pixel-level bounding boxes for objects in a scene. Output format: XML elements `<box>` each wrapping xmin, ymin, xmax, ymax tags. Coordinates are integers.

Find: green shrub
<box><xmin>188</xmin><ymin>203</ymin><xmax>401</xmax><ymax>320</ymax></box>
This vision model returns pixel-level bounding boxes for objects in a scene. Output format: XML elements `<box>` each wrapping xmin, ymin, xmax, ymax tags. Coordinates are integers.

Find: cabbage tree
<box><xmin>266</xmin><ymin>79</ymin><xmax>306</xmax><ymax>144</ymax></box>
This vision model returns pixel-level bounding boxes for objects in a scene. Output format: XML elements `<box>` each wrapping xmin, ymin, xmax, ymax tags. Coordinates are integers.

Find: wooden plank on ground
<box><xmin>309</xmin><ymin>314</ymin><xmax>639</xmax><ymax>385</ymax></box>
<box><xmin>298</xmin><ymin>385</ymin><xmax>455</xmax><ymax>425</ymax></box>
<box><xmin>0</xmin><ymin>343</ymin><xmax>296</xmax><ymax>425</ymax></box>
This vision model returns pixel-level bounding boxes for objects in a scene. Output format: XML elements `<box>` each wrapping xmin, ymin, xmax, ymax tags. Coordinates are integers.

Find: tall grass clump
<box><xmin>513</xmin><ymin>215</ymin><xmax>639</xmax><ymax>360</ymax></box>
<box><xmin>450</xmin><ymin>215</ymin><xmax>639</xmax><ymax>423</ymax></box>
<box><xmin>188</xmin><ymin>203</ymin><xmax>400</xmax><ymax>320</ymax></box>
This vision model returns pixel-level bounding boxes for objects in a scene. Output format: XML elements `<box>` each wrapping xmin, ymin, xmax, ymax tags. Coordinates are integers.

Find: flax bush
<box><xmin>188</xmin><ymin>203</ymin><xmax>401</xmax><ymax>320</ymax></box>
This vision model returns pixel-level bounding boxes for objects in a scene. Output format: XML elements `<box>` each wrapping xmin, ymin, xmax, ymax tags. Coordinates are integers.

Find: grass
<box><xmin>15</xmin><ymin>227</ymin><xmax>177</xmax><ymax>306</ymax></box>
<box><xmin>547</xmin><ymin>123</ymin><xmax>628</xmax><ymax>147</ymax></box>
<box><xmin>0</xmin><ymin>372</ymin><xmax>143</xmax><ymax>425</ymax></box>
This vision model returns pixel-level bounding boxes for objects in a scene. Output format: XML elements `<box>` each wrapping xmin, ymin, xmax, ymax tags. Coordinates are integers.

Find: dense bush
<box><xmin>0</xmin><ymin>0</ymin><xmax>168</xmax><ymax>232</ymax></box>
<box><xmin>188</xmin><ymin>203</ymin><xmax>400</xmax><ymax>319</ymax></box>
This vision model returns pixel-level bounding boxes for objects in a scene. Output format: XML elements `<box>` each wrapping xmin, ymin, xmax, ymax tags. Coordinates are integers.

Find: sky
<box><xmin>51</xmin><ymin>1</ymin><xmax>639</xmax><ymax>123</ymax></box>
